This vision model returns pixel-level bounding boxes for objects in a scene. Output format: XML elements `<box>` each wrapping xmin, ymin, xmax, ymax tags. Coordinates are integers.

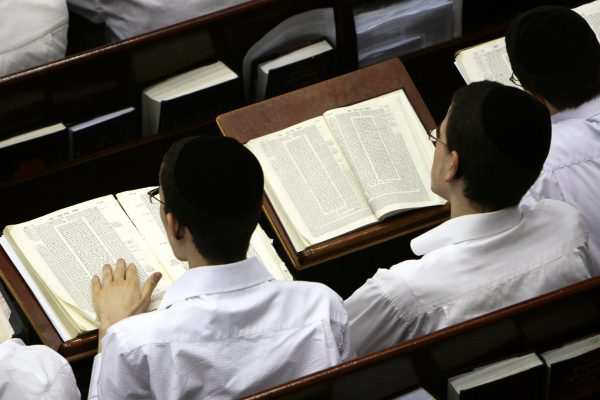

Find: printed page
<box><xmin>248</xmin><ymin>226</ymin><xmax>293</xmax><ymax>281</ymax></box>
<box><xmin>324</xmin><ymin>89</ymin><xmax>445</xmax><ymax>220</ymax></box>
<box><xmin>454</xmin><ymin>37</ymin><xmax>515</xmax><ymax>87</ymax></box>
<box><xmin>0</xmin><ymin>289</ymin><xmax>14</xmax><ymax>342</ymax></box>
<box><xmin>575</xmin><ymin>0</ymin><xmax>600</xmax><ymax>39</ymax></box>
<box><xmin>116</xmin><ymin>187</ymin><xmax>292</xmax><ymax>281</ymax></box>
<box><xmin>246</xmin><ymin>116</ymin><xmax>378</xmax><ymax>252</ymax></box>
<box><xmin>2</xmin><ymin>195</ymin><xmax>173</xmax><ymax>337</ymax></box>
<box><xmin>116</xmin><ymin>188</ymin><xmax>188</xmax><ymax>281</ymax></box>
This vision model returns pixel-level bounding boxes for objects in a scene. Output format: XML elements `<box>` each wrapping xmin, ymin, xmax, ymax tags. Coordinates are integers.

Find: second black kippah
<box><xmin>506</xmin><ymin>6</ymin><xmax>599</xmax><ymax>78</ymax></box>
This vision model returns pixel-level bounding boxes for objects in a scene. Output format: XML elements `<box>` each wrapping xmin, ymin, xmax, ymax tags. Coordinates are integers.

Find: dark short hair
<box><xmin>160</xmin><ymin>135</ymin><xmax>264</xmax><ymax>264</ymax></box>
<box><xmin>446</xmin><ymin>81</ymin><xmax>551</xmax><ymax>210</ymax></box>
<box><xmin>506</xmin><ymin>5</ymin><xmax>600</xmax><ymax>110</ymax></box>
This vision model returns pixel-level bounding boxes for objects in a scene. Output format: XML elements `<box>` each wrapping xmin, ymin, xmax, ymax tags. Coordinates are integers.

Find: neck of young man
<box><xmin>446</xmin><ymin>187</ymin><xmax>492</xmax><ymax>219</ymax></box>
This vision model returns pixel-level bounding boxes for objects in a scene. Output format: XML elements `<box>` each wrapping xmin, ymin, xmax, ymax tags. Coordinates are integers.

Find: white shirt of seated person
<box><xmin>0</xmin><ymin>0</ymin><xmax>68</xmax><ymax>76</ymax></box>
<box><xmin>67</xmin><ymin>0</ymin><xmax>251</xmax><ymax>40</ymax></box>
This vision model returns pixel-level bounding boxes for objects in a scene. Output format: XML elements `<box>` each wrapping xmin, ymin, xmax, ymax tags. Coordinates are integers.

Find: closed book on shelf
<box><xmin>68</xmin><ymin>107</ymin><xmax>138</xmax><ymax>158</ymax></box>
<box><xmin>447</xmin><ymin>353</ymin><xmax>545</xmax><ymax>400</ymax></box>
<box><xmin>142</xmin><ymin>61</ymin><xmax>241</xmax><ymax>136</ymax></box>
<box><xmin>0</xmin><ymin>123</ymin><xmax>68</xmax><ymax>181</ymax></box>
<box><xmin>540</xmin><ymin>332</ymin><xmax>600</xmax><ymax>400</ymax></box>
<box><xmin>254</xmin><ymin>39</ymin><xmax>335</xmax><ymax>101</ymax></box>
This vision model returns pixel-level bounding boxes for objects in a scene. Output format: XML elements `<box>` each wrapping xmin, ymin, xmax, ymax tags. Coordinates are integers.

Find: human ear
<box><xmin>166</xmin><ymin>213</ymin><xmax>182</xmax><ymax>241</ymax></box>
<box><xmin>445</xmin><ymin>151</ymin><xmax>460</xmax><ymax>182</ymax></box>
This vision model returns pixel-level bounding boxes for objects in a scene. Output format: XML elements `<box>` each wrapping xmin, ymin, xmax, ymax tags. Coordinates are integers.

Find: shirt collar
<box><xmin>410</xmin><ymin>207</ymin><xmax>522</xmax><ymax>255</ymax></box>
<box><xmin>552</xmin><ymin>96</ymin><xmax>600</xmax><ymax>124</ymax></box>
<box><xmin>159</xmin><ymin>257</ymin><xmax>274</xmax><ymax>309</ymax></box>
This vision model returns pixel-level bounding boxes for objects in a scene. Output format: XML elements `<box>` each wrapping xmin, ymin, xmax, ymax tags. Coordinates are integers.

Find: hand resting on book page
<box><xmin>92</xmin><ymin>258</ymin><xmax>162</xmax><ymax>351</ymax></box>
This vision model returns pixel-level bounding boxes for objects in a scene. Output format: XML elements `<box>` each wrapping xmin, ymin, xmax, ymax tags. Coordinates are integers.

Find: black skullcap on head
<box><xmin>506</xmin><ymin>6</ymin><xmax>600</xmax><ymax>84</ymax></box>
<box><xmin>479</xmin><ymin>83</ymin><xmax>551</xmax><ymax>168</ymax></box>
<box><xmin>160</xmin><ymin>135</ymin><xmax>263</xmax><ymax>234</ymax></box>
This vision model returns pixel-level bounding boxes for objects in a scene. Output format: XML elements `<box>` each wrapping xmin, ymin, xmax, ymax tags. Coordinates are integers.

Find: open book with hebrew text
<box><xmin>454</xmin><ymin>0</ymin><xmax>600</xmax><ymax>86</ymax></box>
<box><xmin>245</xmin><ymin>89</ymin><xmax>445</xmax><ymax>253</ymax></box>
<box><xmin>0</xmin><ymin>187</ymin><xmax>291</xmax><ymax>342</ymax></box>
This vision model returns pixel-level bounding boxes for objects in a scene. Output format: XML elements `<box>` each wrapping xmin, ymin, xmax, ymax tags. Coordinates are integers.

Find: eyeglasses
<box><xmin>509</xmin><ymin>72</ymin><xmax>522</xmax><ymax>87</ymax></box>
<box><xmin>427</xmin><ymin>128</ymin><xmax>447</xmax><ymax>146</ymax></box>
<box><xmin>147</xmin><ymin>187</ymin><xmax>165</xmax><ymax>206</ymax></box>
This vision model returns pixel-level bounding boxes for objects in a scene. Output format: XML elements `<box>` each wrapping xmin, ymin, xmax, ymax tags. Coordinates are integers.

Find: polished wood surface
<box><xmin>218</xmin><ymin>58</ymin><xmax>450</xmax><ymax>269</ymax></box>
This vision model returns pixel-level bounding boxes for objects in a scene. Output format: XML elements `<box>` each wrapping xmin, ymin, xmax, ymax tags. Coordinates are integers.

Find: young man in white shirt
<box><xmin>506</xmin><ymin>6</ymin><xmax>600</xmax><ymax>271</ymax></box>
<box><xmin>345</xmin><ymin>81</ymin><xmax>594</xmax><ymax>356</ymax></box>
<box><xmin>88</xmin><ymin>136</ymin><xmax>354</xmax><ymax>399</ymax></box>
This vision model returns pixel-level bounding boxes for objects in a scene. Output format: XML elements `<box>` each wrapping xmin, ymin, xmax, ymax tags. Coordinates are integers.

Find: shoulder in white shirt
<box><xmin>346</xmin><ymin>199</ymin><xmax>593</xmax><ymax>356</ymax></box>
<box><xmin>89</xmin><ymin>258</ymin><xmax>354</xmax><ymax>399</ymax></box>
<box><xmin>0</xmin><ymin>339</ymin><xmax>80</xmax><ymax>400</ymax></box>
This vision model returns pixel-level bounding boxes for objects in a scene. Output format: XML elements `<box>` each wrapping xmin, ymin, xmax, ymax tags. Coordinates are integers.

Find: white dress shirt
<box><xmin>0</xmin><ymin>0</ymin><xmax>68</xmax><ymax>76</ymax></box>
<box><xmin>67</xmin><ymin>0</ymin><xmax>251</xmax><ymax>41</ymax></box>
<box><xmin>89</xmin><ymin>257</ymin><xmax>353</xmax><ymax>400</ymax></box>
<box><xmin>521</xmin><ymin>96</ymin><xmax>600</xmax><ymax>273</ymax></box>
<box><xmin>345</xmin><ymin>200</ymin><xmax>593</xmax><ymax>356</ymax></box>
<box><xmin>0</xmin><ymin>339</ymin><xmax>80</xmax><ymax>400</ymax></box>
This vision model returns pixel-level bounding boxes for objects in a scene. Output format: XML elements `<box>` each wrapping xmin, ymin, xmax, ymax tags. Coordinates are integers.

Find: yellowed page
<box><xmin>246</xmin><ymin>116</ymin><xmax>378</xmax><ymax>252</ymax></box>
<box><xmin>324</xmin><ymin>89</ymin><xmax>445</xmax><ymax>220</ymax></box>
<box><xmin>2</xmin><ymin>195</ymin><xmax>173</xmax><ymax>337</ymax></box>
<box><xmin>248</xmin><ymin>226</ymin><xmax>293</xmax><ymax>281</ymax></box>
<box><xmin>0</xmin><ymin>289</ymin><xmax>13</xmax><ymax>342</ymax></box>
<box><xmin>454</xmin><ymin>37</ymin><xmax>514</xmax><ymax>87</ymax></box>
<box><xmin>116</xmin><ymin>187</ymin><xmax>293</xmax><ymax>281</ymax></box>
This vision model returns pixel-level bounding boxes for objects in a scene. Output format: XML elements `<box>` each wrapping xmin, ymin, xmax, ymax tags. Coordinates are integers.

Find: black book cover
<box><xmin>157</xmin><ymin>77</ymin><xmax>242</xmax><ymax>133</ymax></box>
<box><xmin>68</xmin><ymin>107</ymin><xmax>139</xmax><ymax>158</ymax></box>
<box><xmin>455</xmin><ymin>364</ymin><xmax>545</xmax><ymax>400</ymax></box>
<box><xmin>0</xmin><ymin>124</ymin><xmax>68</xmax><ymax>181</ymax></box>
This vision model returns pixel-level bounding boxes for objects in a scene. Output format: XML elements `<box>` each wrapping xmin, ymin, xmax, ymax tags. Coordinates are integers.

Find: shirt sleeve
<box><xmin>344</xmin><ymin>268</ymin><xmax>411</xmax><ymax>356</ymax></box>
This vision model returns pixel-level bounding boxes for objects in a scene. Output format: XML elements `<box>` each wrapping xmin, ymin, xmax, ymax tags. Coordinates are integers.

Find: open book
<box><xmin>0</xmin><ymin>187</ymin><xmax>291</xmax><ymax>342</ymax></box>
<box><xmin>245</xmin><ymin>89</ymin><xmax>445</xmax><ymax>253</ymax></box>
<box><xmin>454</xmin><ymin>0</ymin><xmax>600</xmax><ymax>86</ymax></box>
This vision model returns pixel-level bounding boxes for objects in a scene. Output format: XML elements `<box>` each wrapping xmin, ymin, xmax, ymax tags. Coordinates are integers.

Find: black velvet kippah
<box><xmin>506</xmin><ymin>6</ymin><xmax>599</xmax><ymax>80</ymax></box>
<box><xmin>480</xmin><ymin>84</ymin><xmax>551</xmax><ymax>168</ymax></box>
<box><xmin>161</xmin><ymin>135</ymin><xmax>263</xmax><ymax>227</ymax></box>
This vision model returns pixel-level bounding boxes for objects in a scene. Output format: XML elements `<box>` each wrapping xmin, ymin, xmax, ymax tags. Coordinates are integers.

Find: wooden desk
<box><xmin>217</xmin><ymin>58</ymin><xmax>450</xmax><ymax>269</ymax></box>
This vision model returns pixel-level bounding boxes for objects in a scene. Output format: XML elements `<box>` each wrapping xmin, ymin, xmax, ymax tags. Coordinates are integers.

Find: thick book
<box><xmin>68</xmin><ymin>107</ymin><xmax>138</xmax><ymax>158</ymax></box>
<box><xmin>454</xmin><ymin>0</ymin><xmax>600</xmax><ymax>86</ymax></box>
<box><xmin>0</xmin><ymin>187</ymin><xmax>292</xmax><ymax>343</ymax></box>
<box><xmin>540</xmin><ymin>332</ymin><xmax>600</xmax><ymax>399</ymax></box>
<box><xmin>253</xmin><ymin>39</ymin><xmax>335</xmax><ymax>101</ymax></box>
<box><xmin>245</xmin><ymin>88</ymin><xmax>445</xmax><ymax>254</ymax></box>
<box><xmin>218</xmin><ymin>58</ymin><xmax>450</xmax><ymax>269</ymax></box>
<box><xmin>447</xmin><ymin>353</ymin><xmax>545</xmax><ymax>400</ymax></box>
<box><xmin>141</xmin><ymin>61</ymin><xmax>241</xmax><ymax>136</ymax></box>
<box><xmin>0</xmin><ymin>122</ymin><xmax>68</xmax><ymax>181</ymax></box>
